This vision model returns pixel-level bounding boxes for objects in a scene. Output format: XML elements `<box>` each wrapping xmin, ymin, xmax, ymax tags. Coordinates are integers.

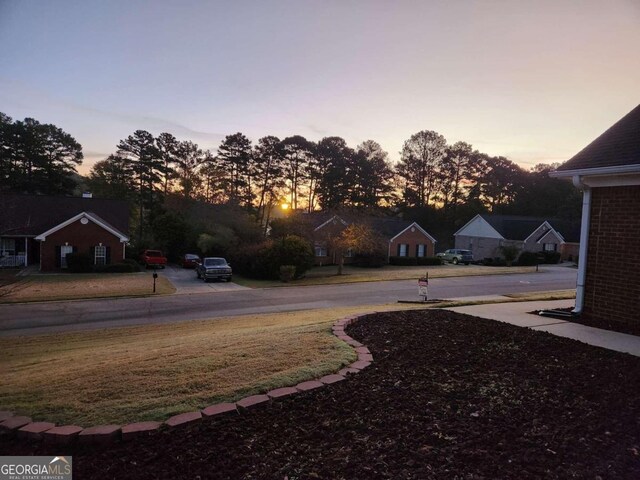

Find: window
<box><xmin>543</xmin><ymin>243</ymin><xmax>557</xmax><ymax>252</ymax></box>
<box><xmin>0</xmin><ymin>238</ymin><xmax>16</xmax><ymax>257</ymax></box>
<box><xmin>398</xmin><ymin>244</ymin><xmax>408</xmax><ymax>257</ymax></box>
<box><xmin>315</xmin><ymin>246</ymin><xmax>327</xmax><ymax>257</ymax></box>
<box><xmin>60</xmin><ymin>245</ymin><xmax>73</xmax><ymax>268</ymax></box>
<box><xmin>344</xmin><ymin>248</ymin><xmax>353</xmax><ymax>258</ymax></box>
<box><xmin>94</xmin><ymin>245</ymin><xmax>107</xmax><ymax>265</ymax></box>
<box><xmin>416</xmin><ymin>244</ymin><xmax>425</xmax><ymax>257</ymax></box>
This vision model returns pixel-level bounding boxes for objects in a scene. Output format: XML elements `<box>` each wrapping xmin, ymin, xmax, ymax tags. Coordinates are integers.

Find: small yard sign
<box><xmin>418</xmin><ymin>273</ymin><xmax>429</xmax><ymax>301</ymax></box>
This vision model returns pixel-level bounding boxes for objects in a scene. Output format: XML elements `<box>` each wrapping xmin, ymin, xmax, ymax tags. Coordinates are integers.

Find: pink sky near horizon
<box><xmin>1</xmin><ymin>0</ymin><xmax>638</xmax><ymax>176</ymax></box>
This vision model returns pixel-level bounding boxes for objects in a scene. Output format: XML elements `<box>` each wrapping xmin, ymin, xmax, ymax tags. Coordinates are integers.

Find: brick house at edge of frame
<box><xmin>0</xmin><ymin>194</ymin><xmax>129</xmax><ymax>272</ymax></box>
<box><xmin>551</xmin><ymin>103</ymin><xmax>640</xmax><ymax>326</ymax></box>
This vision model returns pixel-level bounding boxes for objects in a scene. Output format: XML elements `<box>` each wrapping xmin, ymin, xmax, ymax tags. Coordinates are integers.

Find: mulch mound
<box><xmin>2</xmin><ymin>310</ymin><xmax>640</xmax><ymax>479</ymax></box>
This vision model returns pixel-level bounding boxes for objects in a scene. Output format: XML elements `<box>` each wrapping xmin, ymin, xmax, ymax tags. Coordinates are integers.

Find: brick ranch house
<box><xmin>309</xmin><ymin>213</ymin><xmax>437</xmax><ymax>265</ymax></box>
<box><xmin>0</xmin><ymin>194</ymin><xmax>129</xmax><ymax>271</ymax></box>
<box><xmin>454</xmin><ymin>214</ymin><xmax>580</xmax><ymax>262</ymax></box>
<box><xmin>550</xmin><ymin>103</ymin><xmax>640</xmax><ymax>326</ymax></box>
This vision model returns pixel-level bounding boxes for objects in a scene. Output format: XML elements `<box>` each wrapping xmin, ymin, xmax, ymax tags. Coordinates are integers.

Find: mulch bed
<box><xmin>2</xmin><ymin>310</ymin><xmax>640</xmax><ymax>479</ymax></box>
<box><xmin>536</xmin><ymin>307</ymin><xmax>640</xmax><ymax>337</ymax></box>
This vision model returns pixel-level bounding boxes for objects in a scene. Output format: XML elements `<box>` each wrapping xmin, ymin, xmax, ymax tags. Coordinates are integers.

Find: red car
<box><xmin>140</xmin><ymin>249</ymin><xmax>168</xmax><ymax>269</ymax></box>
<box><xmin>180</xmin><ymin>253</ymin><xmax>201</xmax><ymax>269</ymax></box>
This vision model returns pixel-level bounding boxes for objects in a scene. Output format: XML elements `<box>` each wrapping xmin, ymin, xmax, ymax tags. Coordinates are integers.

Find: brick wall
<box><xmin>40</xmin><ymin>219</ymin><xmax>125</xmax><ymax>271</ymax></box>
<box><xmin>389</xmin><ymin>227</ymin><xmax>435</xmax><ymax>258</ymax></box>
<box><xmin>583</xmin><ymin>185</ymin><xmax>640</xmax><ymax>325</ymax></box>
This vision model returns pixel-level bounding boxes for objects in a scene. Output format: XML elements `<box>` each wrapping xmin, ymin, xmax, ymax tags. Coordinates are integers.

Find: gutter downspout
<box><xmin>573</xmin><ymin>175</ymin><xmax>591</xmax><ymax>314</ymax></box>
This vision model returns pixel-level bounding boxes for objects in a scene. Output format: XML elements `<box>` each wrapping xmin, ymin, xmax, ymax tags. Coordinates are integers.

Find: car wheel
<box><xmin>452</xmin><ymin>257</ymin><xmax>459</xmax><ymax>265</ymax></box>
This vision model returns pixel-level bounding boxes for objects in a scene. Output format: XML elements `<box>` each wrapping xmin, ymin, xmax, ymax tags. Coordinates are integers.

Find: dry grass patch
<box><xmin>235</xmin><ymin>265</ymin><xmax>540</xmax><ymax>288</ymax></box>
<box><xmin>504</xmin><ymin>289</ymin><xmax>576</xmax><ymax>301</ymax></box>
<box><xmin>0</xmin><ymin>273</ymin><xmax>175</xmax><ymax>303</ymax></box>
<box><xmin>1</xmin><ymin>304</ymin><xmax>432</xmax><ymax>426</ymax></box>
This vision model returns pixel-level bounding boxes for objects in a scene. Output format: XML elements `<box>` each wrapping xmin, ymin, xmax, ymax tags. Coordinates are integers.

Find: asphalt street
<box><xmin>0</xmin><ymin>266</ymin><xmax>577</xmax><ymax>336</ymax></box>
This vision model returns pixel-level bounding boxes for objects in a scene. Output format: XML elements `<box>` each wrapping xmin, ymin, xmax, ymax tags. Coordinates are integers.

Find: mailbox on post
<box><xmin>152</xmin><ymin>269</ymin><xmax>158</xmax><ymax>293</ymax></box>
<box><xmin>418</xmin><ymin>273</ymin><xmax>429</xmax><ymax>302</ymax></box>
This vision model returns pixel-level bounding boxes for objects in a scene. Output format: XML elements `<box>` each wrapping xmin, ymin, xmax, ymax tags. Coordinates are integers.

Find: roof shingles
<box><xmin>556</xmin><ymin>104</ymin><xmax>640</xmax><ymax>172</ymax></box>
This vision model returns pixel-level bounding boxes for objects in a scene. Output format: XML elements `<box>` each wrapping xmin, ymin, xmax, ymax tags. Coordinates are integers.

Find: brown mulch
<box><xmin>2</xmin><ymin>310</ymin><xmax>640</xmax><ymax>479</ymax></box>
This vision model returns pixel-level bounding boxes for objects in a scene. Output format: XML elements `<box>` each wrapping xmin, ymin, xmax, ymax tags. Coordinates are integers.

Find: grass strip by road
<box><xmin>0</xmin><ymin>272</ymin><xmax>175</xmax><ymax>304</ymax></box>
<box><xmin>234</xmin><ymin>264</ymin><xmax>541</xmax><ymax>288</ymax></box>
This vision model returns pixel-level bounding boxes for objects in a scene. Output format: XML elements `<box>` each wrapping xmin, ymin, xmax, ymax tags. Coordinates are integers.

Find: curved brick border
<box><xmin>0</xmin><ymin>312</ymin><xmax>376</xmax><ymax>447</ymax></box>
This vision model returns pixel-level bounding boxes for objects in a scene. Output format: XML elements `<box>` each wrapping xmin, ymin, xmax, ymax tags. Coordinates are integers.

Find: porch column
<box><xmin>24</xmin><ymin>237</ymin><xmax>28</xmax><ymax>266</ymax></box>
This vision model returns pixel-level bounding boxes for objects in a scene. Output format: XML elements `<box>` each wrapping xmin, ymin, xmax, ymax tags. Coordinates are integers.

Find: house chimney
<box><xmin>82</xmin><ymin>192</ymin><xmax>93</xmax><ymax>198</ymax></box>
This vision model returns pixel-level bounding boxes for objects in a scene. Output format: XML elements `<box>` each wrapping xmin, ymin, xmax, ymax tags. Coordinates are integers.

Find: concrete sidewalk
<box><xmin>447</xmin><ymin>300</ymin><xmax>640</xmax><ymax>357</ymax></box>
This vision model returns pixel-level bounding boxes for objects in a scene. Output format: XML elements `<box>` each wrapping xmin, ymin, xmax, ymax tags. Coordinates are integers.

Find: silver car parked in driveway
<box><xmin>196</xmin><ymin>257</ymin><xmax>232</xmax><ymax>282</ymax></box>
<box><xmin>436</xmin><ymin>249</ymin><xmax>473</xmax><ymax>265</ymax></box>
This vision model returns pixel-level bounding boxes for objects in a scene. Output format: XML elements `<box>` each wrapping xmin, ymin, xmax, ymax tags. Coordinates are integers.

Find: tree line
<box><xmin>0</xmin><ymin>112</ymin><xmax>581</xmax><ymax>254</ymax></box>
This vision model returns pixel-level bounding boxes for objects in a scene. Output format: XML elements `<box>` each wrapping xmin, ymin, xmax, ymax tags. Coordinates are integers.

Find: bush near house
<box><xmin>389</xmin><ymin>256</ymin><xmax>442</xmax><ymax>266</ymax></box>
<box><xmin>66</xmin><ymin>252</ymin><xmax>93</xmax><ymax>273</ymax></box>
<box><xmin>352</xmin><ymin>252</ymin><xmax>386</xmax><ymax>268</ymax></box>
<box><xmin>517</xmin><ymin>251</ymin><xmax>540</xmax><ymax>266</ymax></box>
<box><xmin>230</xmin><ymin>235</ymin><xmax>314</xmax><ymax>280</ymax></box>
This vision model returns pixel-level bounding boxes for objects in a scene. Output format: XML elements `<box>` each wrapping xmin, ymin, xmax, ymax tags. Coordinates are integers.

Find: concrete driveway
<box><xmin>159</xmin><ymin>265</ymin><xmax>250</xmax><ymax>294</ymax></box>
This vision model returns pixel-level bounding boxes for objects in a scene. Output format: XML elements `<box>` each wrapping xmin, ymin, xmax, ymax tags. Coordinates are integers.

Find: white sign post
<box><xmin>418</xmin><ymin>273</ymin><xmax>429</xmax><ymax>302</ymax></box>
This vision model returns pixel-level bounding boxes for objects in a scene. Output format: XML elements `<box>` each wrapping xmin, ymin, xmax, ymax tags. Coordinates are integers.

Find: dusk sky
<box><xmin>1</xmin><ymin>0</ymin><xmax>639</xmax><ymax>174</ymax></box>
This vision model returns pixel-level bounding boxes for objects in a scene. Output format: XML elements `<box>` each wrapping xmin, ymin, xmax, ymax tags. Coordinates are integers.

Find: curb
<box><xmin>0</xmin><ymin>312</ymin><xmax>376</xmax><ymax>448</ymax></box>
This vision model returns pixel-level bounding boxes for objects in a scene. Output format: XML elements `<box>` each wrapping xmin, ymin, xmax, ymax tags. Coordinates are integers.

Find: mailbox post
<box><xmin>152</xmin><ymin>267</ymin><xmax>158</xmax><ymax>293</ymax></box>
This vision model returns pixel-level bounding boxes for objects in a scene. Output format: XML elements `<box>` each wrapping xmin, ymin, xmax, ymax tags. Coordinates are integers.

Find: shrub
<box><xmin>389</xmin><ymin>256</ymin><xmax>418</xmax><ymax>266</ymax></box>
<box><xmin>498</xmin><ymin>245</ymin><xmax>520</xmax><ymax>267</ymax></box>
<box><xmin>279</xmin><ymin>265</ymin><xmax>296</xmax><ymax>282</ymax></box>
<box><xmin>122</xmin><ymin>258</ymin><xmax>142</xmax><ymax>272</ymax></box>
<box><xmin>482</xmin><ymin>257</ymin><xmax>507</xmax><ymax>267</ymax></box>
<box><xmin>267</xmin><ymin>235</ymin><xmax>314</xmax><ymax>279</ymax></box>
<box><xmin>417</xmin><ymin>256</ymin><xmax>443</xmax><ymax>266</ymax></box>
<box><xmin>66</xmin><ymin>252</ymin><xmax>93</xmax><ymax>273</ymax></box>
<box><xmin>94</xmin><ymin>263</ymin><xmax>136</xmax><ymax>273</ymax></box>
<box><xmin>541</xmin><ymin>251</ymin><xmax>561</xmax><ymax>264</ymax></box>
<box><xmin>352</xmin><ymin>252</ymin><xmax>386</xmax><ymax>268</ymax></box>
<box><xmin>229</xmin><ymin>236</ymin><xmax>314</xmax><ymax>280</ymax></box>
<box><xmin>517</xmin><ymin>251</ymin><xmax>540</xmax><ymax>266</ymax></box>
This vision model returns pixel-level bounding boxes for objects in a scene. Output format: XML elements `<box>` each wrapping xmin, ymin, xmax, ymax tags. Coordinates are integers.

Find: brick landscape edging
<box><xmin>0</xmin><ymin>312</ymin><xmax>376</xmax><ymax>448</ymax></box>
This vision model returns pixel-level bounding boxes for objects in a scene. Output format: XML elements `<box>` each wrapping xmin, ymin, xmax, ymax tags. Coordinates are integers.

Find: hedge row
<box><xmin>389</xmin><ymin>256</ymin><xmax>443</xmax><ymax>266</ymax></box>
<box><xmin>65</xmin><ymin>253</ymin><xmax>142</xmax><ymax>273</ymax></box>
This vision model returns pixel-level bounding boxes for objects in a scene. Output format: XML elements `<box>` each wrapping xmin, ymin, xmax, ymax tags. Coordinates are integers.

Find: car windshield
<box><xmin>204</xmin><ymin>258</ymin><xmax>227</xmax><ymax>267</ymax></box>
<box><xmin>147</xmin><ymin>250</ymin><xmax>163</xmax><ymax>256</ymax></box>
<box><xmin>185</xmin><ymin>254</ymin><xmax>199</xmax><ymax>260</ymax></box>
<box><xmin>460</xmin><ymin>250</ymin><xmax>472</xmax><ymax>255</ymax></box>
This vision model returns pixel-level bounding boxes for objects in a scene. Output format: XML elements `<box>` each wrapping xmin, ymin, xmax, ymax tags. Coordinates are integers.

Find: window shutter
<box><xmin>106</xmin><ymin>246</ymin><xmax>111</xmax><ymax>265</ymax></box>
<box><xmin>55</xmin><ymin>246</ymin><xmax>61</xmax><ymax>268</ymax></box>
<box><xmin>73</xmin><ymin>246</ymin><xmax>78</xmax><ymax>253</ymax></box>
<box><xmin>90</xmin><ymin>246</ymin><xmax>95</xmax><ymax>264</ymax></box>
<box><xmin>397</xmin><ymin>244</ymin><xmax>400</xmax><ymax>256</ymax></box>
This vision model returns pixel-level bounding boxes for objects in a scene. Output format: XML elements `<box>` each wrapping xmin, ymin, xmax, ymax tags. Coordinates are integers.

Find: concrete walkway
<box><xmin>447</xmin><ymin>300</ymin><xmax>640</xmax><ymax>357</ymax></box>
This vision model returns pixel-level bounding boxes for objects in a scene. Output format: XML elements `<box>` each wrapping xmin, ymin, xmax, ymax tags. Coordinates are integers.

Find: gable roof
<box><xmin>389</xmin><ymin>222</ymin><xmax>437</xmax><ymax>243</ymax></box>
<box><xmin>458</xmin><ymin>214</ymin><xmax>581</xmax><ymax>243</ymax></box>
<box><xmin>554</xmin><ymin>104</ymin><xmax>640</xmax><ymax>174</ymax></box>
<box><xmin>303</xmin><ymin>211</ymin><xmax>432</xmax><ymax>241</ymax></box>
<box><xmin>35</xmin><ymin>211</ymin><xmax>129</xmax><ymax>242</ymax></box>
<box><xmin>0</xmin><ymin>194</ymin><xmax>129</xmax><ymax>237</ymax></box>
<box><xmin>480</xmin><ymin>214</ymin><xmax>549</xmax><ymax>241</ymax></box>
